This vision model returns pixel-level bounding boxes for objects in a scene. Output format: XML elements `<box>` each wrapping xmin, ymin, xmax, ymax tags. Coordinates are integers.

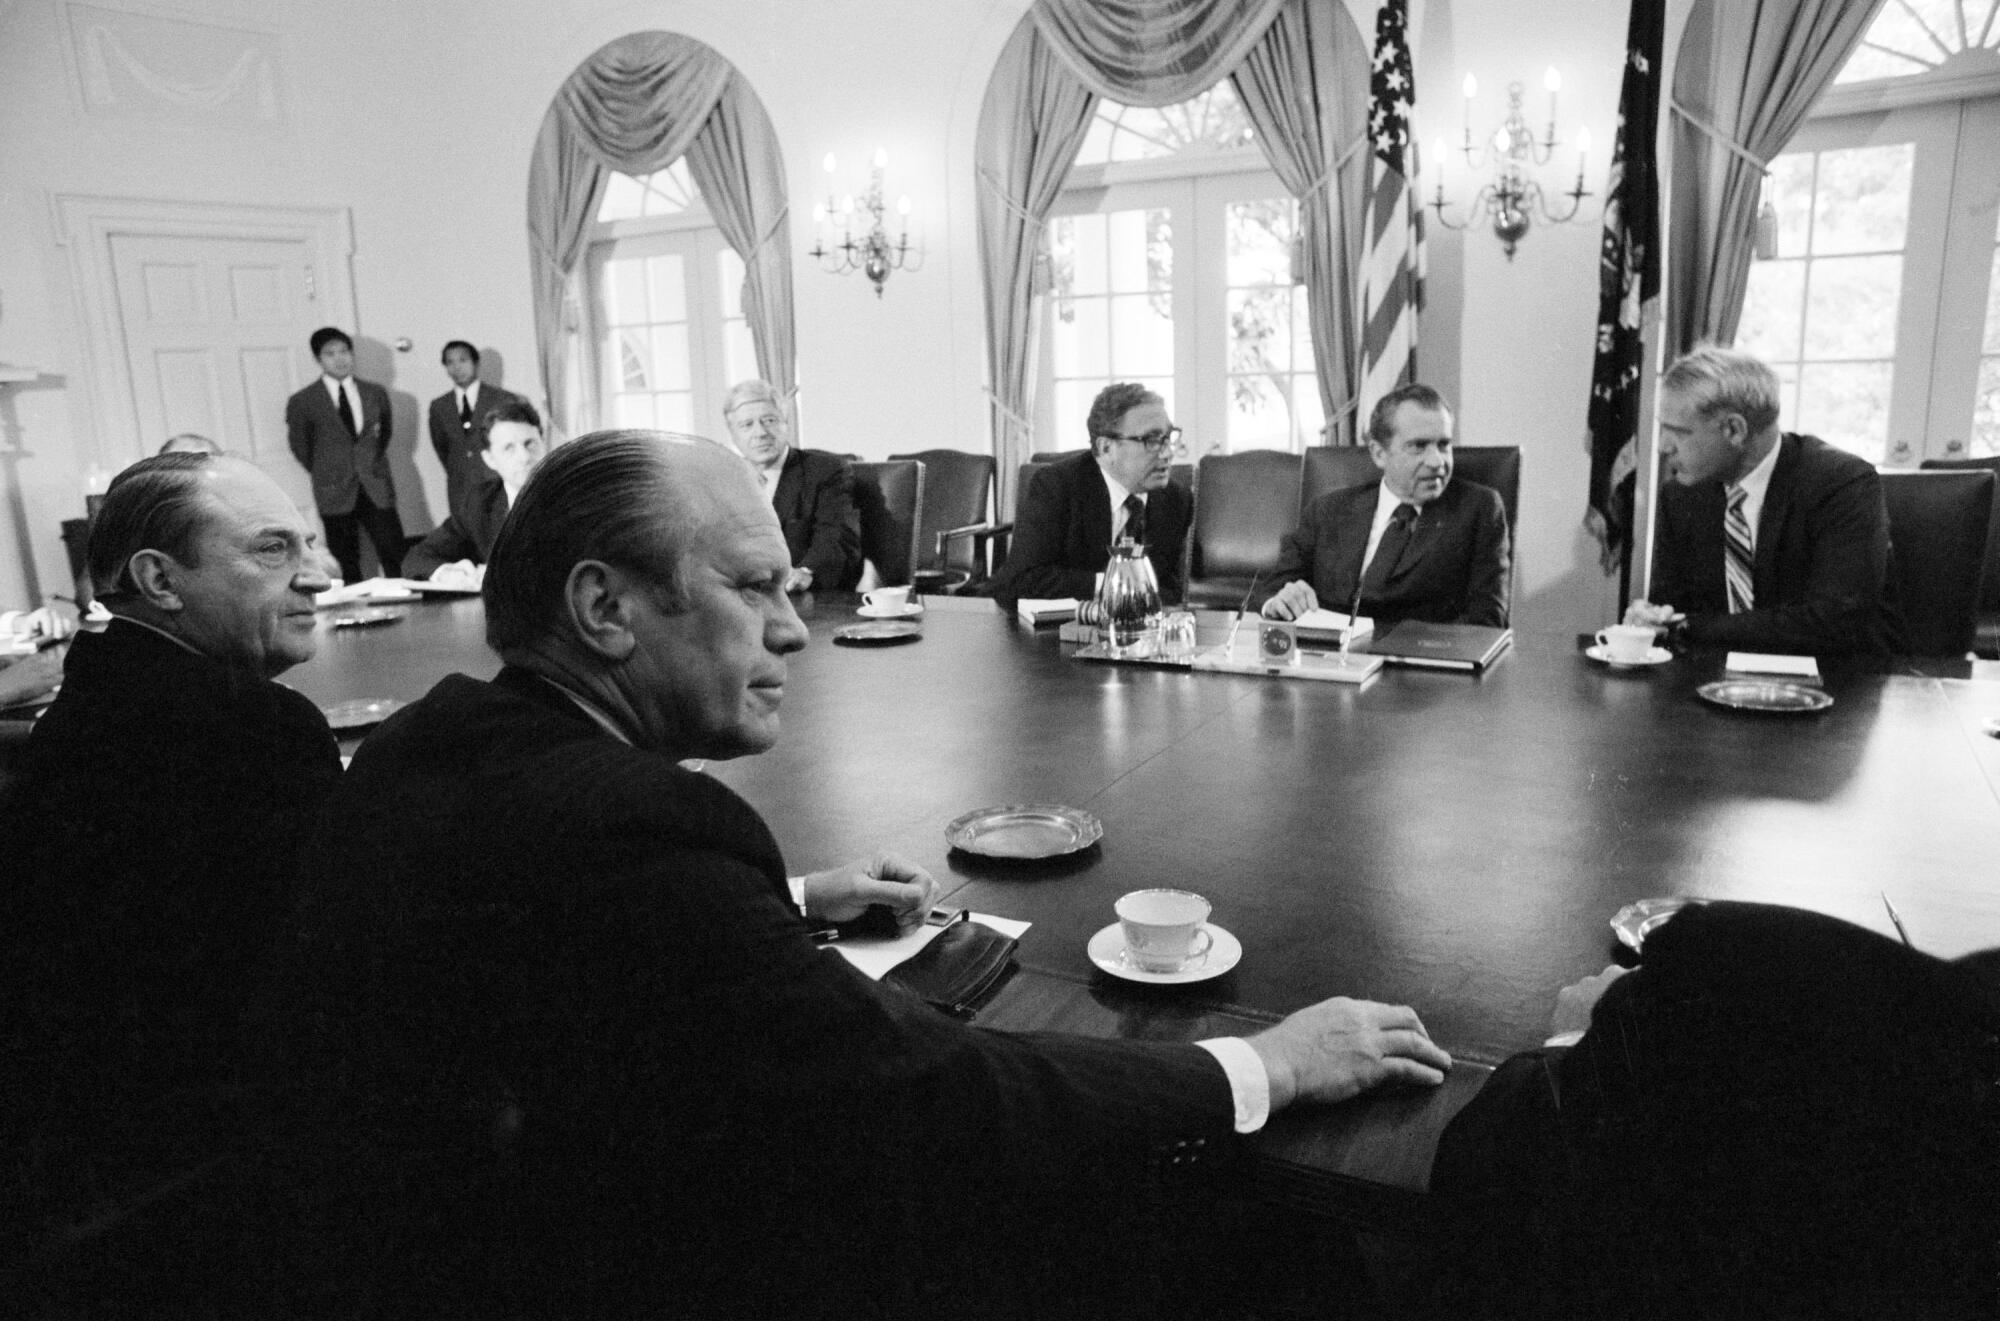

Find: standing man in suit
<box><xmin>723</xmin><ymin>379</ymin><xmax>860</xmax><ymax>592</ymax></box>
<box><xmin>281</xmin><ymin>430</ymin><xmax>1450</xmax><ymax>1318</ymax></box>
<box><xmin>404</xmin><ymin>399</ymin><xmax>546</xmax><ymax>584</ymax></box>
<box><xmin>427</xmin><ymin>340</ymin><xmax>523</xmax><ymax>510</ymax></box>
<box><xmin>285</xmin><ymin>326</ymin><xmax>403</xmax><ymax>581</ymax></box>
<box><xmin>1261</xmin><ymin>383</ymin><xmax>1510</xmax><ymax>627</ymax></box>
<box><xmin>1626</xmin><ymin>345</ymin><xmax>1903</xmax><ymax>656</ymax></box>
<box><xmin>993</xmin><ymin>381</ymin><xmax>1194</xmax><ymax>611</ymax></box>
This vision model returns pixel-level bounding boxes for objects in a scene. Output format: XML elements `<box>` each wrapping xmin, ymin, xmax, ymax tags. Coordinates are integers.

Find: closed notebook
<box><xmin>1362</xmin><ymin>621</ymin><xmax>1513</xmax><ymax>671</ymax></box>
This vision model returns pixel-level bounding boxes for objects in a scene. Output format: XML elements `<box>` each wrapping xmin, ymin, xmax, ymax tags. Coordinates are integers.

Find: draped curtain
<box><xmin>976</xmin><ymin>0</ymin><xmax>1366</xmax><ymax>511</ymax></box>
<box><xmin>527</xmin><ymin>31</ymin><xmax>793</xmax><ymax>441</ymax></box>
<box><xmin>1665</xmin><ymin>0</ymin><xmax>1885</xmax><ymax>353</ymax></box>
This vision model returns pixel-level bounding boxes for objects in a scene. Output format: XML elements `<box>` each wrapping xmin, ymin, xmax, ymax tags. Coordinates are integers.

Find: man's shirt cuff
<box><xmin>1543</xmin><ymin>1030</ymin><xmax>1586</xmax><ymax>1048</ymax></box>
<box><xmin>1195</xmin><ymin>1037</ymin><xmax>1271</xmax><ymax>1133</ymax></box>
<box><xmin>787</xmin><ymin>876</ymin><xmax>806</xmax><ymax>912</ymax></box>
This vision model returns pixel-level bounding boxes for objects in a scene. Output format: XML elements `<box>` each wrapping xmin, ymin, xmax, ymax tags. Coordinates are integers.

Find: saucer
<box><xmin>1088</xmin><ymin>922</ymin><xmax>1242</xmax><ymax>985</ymax></box>
<box><xmin>857</xmin><ymin>602</ymin><xmax>924</xmax><ymax>619</ymax></box>
<box><xmin>1586</xmin><ymin>643</ymin><xmax>1671</xmax><ymax>668</ymax></box>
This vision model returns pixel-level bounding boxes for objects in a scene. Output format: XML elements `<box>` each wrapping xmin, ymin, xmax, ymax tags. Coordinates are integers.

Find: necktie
<box><xmin>336</xmin><ymin>382</ymin><xmax>357</xmax><ymax>436</ymax></box>
<box><xmin>1121</xmin><ymin>493</ymin><xmax>1147</xmax><ymax>545</ymax></box>
<box><xmin>458</xmin><ymin>392</ymin><xmax>473</xmax><ymax>429</ymax></box>
<box><xmin>1361</xmin><ymin>503</ymin><xmax>1417</xmax><ymax>595</ymax></box>
<box><xmin>1724</xmin><ymin>485</ymin><xmax>1754</xmax><ymax>613</ymax></box>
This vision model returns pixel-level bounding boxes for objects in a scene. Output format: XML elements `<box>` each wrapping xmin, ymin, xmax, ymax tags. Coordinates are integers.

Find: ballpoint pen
<box><xmin>1880</xmin><ymin>891</ymin><xmax>1913</xmax><ymax>948</ymax></box>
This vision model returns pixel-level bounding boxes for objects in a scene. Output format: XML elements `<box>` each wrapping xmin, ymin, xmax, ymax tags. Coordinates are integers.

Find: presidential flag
<box><xmin>1584</xmin><ymin>0</ymin><xmax>1666</xmax><ymax>575</ymax></box>
<box><xmin>1357</xmin><ymin>0</ymin><xmax>1425</xmax><ymax>429</ymax></box>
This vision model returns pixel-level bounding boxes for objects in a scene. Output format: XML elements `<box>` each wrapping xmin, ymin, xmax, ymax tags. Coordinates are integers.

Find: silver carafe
<box><xmin>1096</xmin><ymin>539</ymin><xmax>1161</xmax><ymax>656</ymax></box>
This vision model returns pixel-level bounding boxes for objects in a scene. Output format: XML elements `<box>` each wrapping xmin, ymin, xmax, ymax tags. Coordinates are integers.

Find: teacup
<box><xmin>1595</xmin><ymin>623</ymin><xmax>1657</xmax><ymax>663</ymax></box>
<box><xmin>865</xmin><ymin>586</ymin><xmax>913</xmax><ymax>611</ymax></box>
<box><xmin>1115</xmin><ymin>888</ymin><xmax>1213</xmax><ymax>973</ymax></box>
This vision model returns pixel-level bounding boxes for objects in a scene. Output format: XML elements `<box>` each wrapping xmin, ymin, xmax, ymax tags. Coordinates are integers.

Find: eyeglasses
<box><xmin>1098</xmin><ymin>426</ymin><xmax>1185</xmax><ymax>457</ymax></box>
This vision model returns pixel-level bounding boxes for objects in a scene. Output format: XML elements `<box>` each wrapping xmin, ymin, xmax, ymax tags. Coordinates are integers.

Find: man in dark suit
<box><xmin>723</xmin><ymin>378</ymin><xmax>861</xmax><ymax>592</ymax></box>
<box><xmin>404</xmin><ymin>399</ymin><xmax>545</xmax><ymax>583</ymax></box>
<box><xmin>0</xmin><ymin>452</ymin><xmax>342</xmax><ymax>1310</ymax></box>
<box><xmin>1428</xmin><ymin>901</ymin><xmax>1999</xmax><ymax>1319</ymax></box>
<box><xmin>281</xmin><ymin>430</ymin><xmax>1450</xmax><ymax>1318</ymax></box>
<box><xmin>1627</xmin><ymin>345</ymin><xmax>1903</xmax><ymax>656</ymax></box>
<box><xmin>426</xmin><ymin>339</ymin><xmax>523</xmax><ymax>510</ymax></box>
<box><xmin>284</xmin><ymin>326</ymin><xmax>403</xmax><ymax>581</ymax></box>
<box><xmin>1260</xmin><ymin>383</ymin><xmax>1510</xmax><ymax>627</ymax></box>
<box><xmin>993</xmin><ymin>382</ymin><xmax>1194</xmax><ymax>611</ymax></box>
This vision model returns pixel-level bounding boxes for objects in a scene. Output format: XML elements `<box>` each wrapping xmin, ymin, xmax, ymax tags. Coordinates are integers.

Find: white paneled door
<box><xmin>109</xmin><ymin>232</ymin><xmax>322</xmax><ymax>511</ymax></box>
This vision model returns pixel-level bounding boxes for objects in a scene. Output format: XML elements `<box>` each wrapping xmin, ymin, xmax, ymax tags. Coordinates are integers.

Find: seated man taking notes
<box><xmin>994</xmin><ymin>381</ymin><xmax>1194</xmax><ymax>612</ymax></box>
<box><xmin>403</xmin><ymin>399</ymin><xmax>546</xmax><ymax>587</ymax></box>
<box><xmin>1261</xmin><ymin>383</ymin><xmax>1510</xmax><ymax>627</ymax></box>
<box><xmin>1626</xmin><ymin>345</ymin><xmax>1904</xmax><ymax>656</ymax></box>
<box><xmin>279</xmin><ymin>430</ymin><xmax>1450</xmax><ymax>1319</ymax></box>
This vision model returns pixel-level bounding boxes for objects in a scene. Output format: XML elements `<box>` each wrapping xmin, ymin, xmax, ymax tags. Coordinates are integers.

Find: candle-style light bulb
<box><xmin>1576</xmin><ymin>125</ymin><xmax>1592</xmax><ymax>184</ymax></box>
<box><xmin>1543</xmin><ymin>67</ymin><xmax>1561</xmax><ymax>94</ymax></box>
<box><xmin>823</xmin><ymin>153</ymin><xmax>837</xmax><ymax>175</ymax></box>
<box><xmin>1463</xmin><ymin>73</ymin><xmax>1478</xmax><ymax>100</ymax></box>
<box><xmin>873</xmin><ymin>147</ymin><xmax>888</xmax><ymax>170</ymax></box>
<box><xmin>896</xmin><ymin>195</ymin><xmax>911</xmax><ymax>217</ymax></box>
<box><xmin>1493</xmin><ymin>125</ymin><xmax>1510</xmax><ymax>154</ymax></box>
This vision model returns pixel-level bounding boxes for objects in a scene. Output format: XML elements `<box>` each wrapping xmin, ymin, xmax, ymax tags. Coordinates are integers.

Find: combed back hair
<box><xmin>158</xmin><ymin>433</ymin><xmax>223</xmax><ymax>456</ymax></box>
<box><xmin>484</xmin><ymin>429</ymin><xmax>716</xmax><ymax>651</ymax></box>
<box><xmin>1086</xmin><ymin>382</ymin><xmax>1163</xmax><ymax>445</ymax></box>
<box><xmin>1662</xmin><ymin>344</ymin><xmax>1782</xmax><ymax>434</ymax></box>
<box><xmin>478</xmin><ymin>398</ymin><xmax>543</xmax><ymax>446</ymax></box>
<box><xmin>441</xmin><ymin>339</ymin><xmax>480</xmax><ymax>365</ymax></box>
<box><xmin>1366</xmin><ymin>383</ymin><xmax>1453</xmax><ymax>447</ymax></box>
<box><xmin>309</xmin><ymin>326</ymin><xmax>352</xmax><ymax>357</ymax></box>
<box><xmin>722</xmin><ymin>379</ymin><xmax>784</xmax><ymax>419</ymax></box>
<box><xmin>87</xmin><ymin>453</ymin><xmax>216</xmax><ymax>599</ymax></box>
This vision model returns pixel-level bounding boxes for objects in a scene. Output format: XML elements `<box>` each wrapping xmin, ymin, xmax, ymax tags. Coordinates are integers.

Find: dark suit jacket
<box><xmin>0</xmin><ymin>620</ymin><xmax>341</xmax><ymax>1256</ymax></box>
<box><xmin>1429</xmin><ymin>902</ymin><xmax>2000</xmax><ymax>1320</ymax></box>
<box><xmin>1653</xmin><ymin>432</ymin><xmax>1904</xmax><ymax>656</ymax></box>
<box><xmin>426</xmin><ymin>382</ymin><xmax>523</xmax><ymax>509</ymax></box>
<box><xmin>285</xmin><ymin>375</ymin><xmax>395</xmax><ymax>515</ymax></box>
<box><xmin>404</xmin><ymin>480</ymin><xmax>509</xmax><ymax>579</ymax></box>
<box><xmin>994</xmin><ymin>450</ymin><xmax>1193</xmax><ymax>610</ymax></box>
<box><xmin>281</xmin><ymin>668</ymin><xmax>1233</xmax><ymax>1316</ymax></box>
<box><xmin>772</xmin><ymin>446</ymin><xmax>862</xmax><ymax>588</ymax></box>
<box><xmin>1263</xmin><ymin>478</ymin><xmax>1510</xmax><ymax>627</ymax></box>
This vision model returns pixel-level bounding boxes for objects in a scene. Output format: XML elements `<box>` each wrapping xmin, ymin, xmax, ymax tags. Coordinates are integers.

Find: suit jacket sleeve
<box><xmin>428</xmin><ymin>398</ymin><xmax>453</xmax><ymax>470</ymax></box>
<box><xmin>286</xmin><ymin>391</ymin><xmax>312</xmax><ymax>470</ymax></box>
<box><xmin>404</xmin><ymin>513</ymin><xmax>477</xmax><ymax>580</ymax></box>
<box><xmin>1458</xmin><ymin>488</ymin><xmax>1512</xmax><ymax>628</ymax></box>
<box><xmin>1260</xmin><ymin>516</ymin><xmax>1322</xmax><ymax>608</ymax></box>
<box><xmin>798</xmin><ymin>457</ymin><xmax>861</xmax><ymax>587</ymax></box>
<box><xmin>996</xmin><ymin>464</ymin><xmax>1101</xmax><ymax>608</ymax></box>
<box><xmin>1683</xmin><ymin>457</ymin><xmax>1889</xmax><ymax>654</ymax></box>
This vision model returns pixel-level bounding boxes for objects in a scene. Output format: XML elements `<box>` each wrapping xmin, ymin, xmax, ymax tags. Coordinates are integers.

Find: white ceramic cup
<box><xmin>1115</xmin><ymin>888</ymin><xmax>1213</xmax><ymax>973</ymax></box>
<box><xmin>1595</xmin><ymin>623</ymin><xmax>1657</xmax><ymax>662</ymax></box>
<box><xmin>864</xmin><ymin>586</ymin><xmax>912</xmax><ymax>611</ymax></box>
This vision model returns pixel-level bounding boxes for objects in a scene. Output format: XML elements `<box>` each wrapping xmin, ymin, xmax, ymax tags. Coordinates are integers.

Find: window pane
<box><xmin>1739</xmin><ymin>260</ymin><xmax>1806</xmax><ymax>362</ymax></box>
<box><xmin>1228</xmin><ymin>373</ymin><xmax>1288</xmax><ymax>451</ymax></box>
<box><xmin>1110</xmin><ymin>294</ymin><xmax>1172</xmax><ymax>377</ymax></box>
<box><xmin>718</xmin><ymin>248</ymin><xmax>746</xmax><ymax>320</ymax></box>
<box><xmin>1064</xmin><ymin>214</ymin><xmax>1109</xmax><ymax>295</ymax></box>
<box><xmin>1293</xmin><ymin>377</ymin><xmax>1327</xmax><ymax>447</ymax></box>
<box><xmin>1052</xmin><ymin>380</ymin><xmax>1097</xmax><ymax>442</ymax></box>
<box><xmin>1227</xmin><ymin>199</ymin><xmax>1295</xmax><ymax>286</ymax></box>
<box><xmin>617</xmin><ymin>329</ymin><xmax>649</xmax><ymax>391</ymax></box>
<box><xmin>647</xmin><ymin>254</ymin><xmax>688</xmax><ymax>324</ymax></box>
<box><xmin>1973</xmin><ymin>356</ymin><xmax>2000</xmax><ymax>458</ymax></box>
<box><xmin>603</xmin><ymin>260</ymin><xmax>647</xmax><ymax>326</ymax></box>
<box><xmin>1230</xmin><ymin>287</ymin><xmax>1294</xmax><ymax>374</ymax></box>
<box><xmin>1803</xmin><ymin>255</ymin><xmax>1902</xmax><ymax>358</ymax></box>
<box><xmin>650</xmin><ymin>324</ymin><xmax>692</xmax><ymax>392</ymax></box>
<box><xmin>1074</xmin><ymin>82</ymin><xmax>1258</xmax><ymax>165</ymax></box>
<box><xmin>724</xmin><ymin>319</ymin><xmax>757</xmax><ymax>387</ymax></box>
<box><xmin>654</xmin><ymin>392</ymin><xmax>694</xmax><ymax>434</ymax></box>
<box><xmin>1105</xmin><ymin>209</ymin><xmax>1168</xmax><ymax>294</ymax></box>
<box><xmin>1810</xmin><ymin>145</ymin><xmax>1912</xmax><ymax>255</ymax></box>
<box><xmin>1767</xmin><ymin>154</ymin><xmax>1815</xmax><ymax>258</ymax></box>
<box><xmin>1052</xmin><ymin>296</ymin><xmax>1110</xmax><ymax>379</ymax></box>
<box><xmin>598</xmin><ymin>173</ymin><xmax>647</xmax><ymax>222</ymax></box>
<box><xmin>612</xmin><ymin>393</ymin><xmax>654</xmax><ymax>429</ymax></box>
<box><xmin>1794</xmin><ymin>361</ymin><xmax>1892</xmax><ymax>464</ymax></box>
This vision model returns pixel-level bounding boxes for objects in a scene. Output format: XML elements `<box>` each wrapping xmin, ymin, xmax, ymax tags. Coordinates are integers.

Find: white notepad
<box><xmin>1725</xmin><ymin>651</ymin><xmax>1821</xmax><ymax>681</ymax></box>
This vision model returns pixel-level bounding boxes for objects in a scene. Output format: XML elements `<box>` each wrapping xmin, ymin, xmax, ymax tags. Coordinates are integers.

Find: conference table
<box><xmin>277</xmin><ymin>589</ymin><xmax>2000</xmax><ymax>1229</ymax></box>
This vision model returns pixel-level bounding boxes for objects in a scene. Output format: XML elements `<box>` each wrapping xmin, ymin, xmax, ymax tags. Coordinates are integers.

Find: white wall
<box><xmin>0</xmin><ymin>0</ymin><xmax>1637</xmax><ymax>632</ymax></box>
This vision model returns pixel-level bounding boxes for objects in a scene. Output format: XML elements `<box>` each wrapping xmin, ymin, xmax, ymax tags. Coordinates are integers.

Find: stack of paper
<box><xmin>315</xmin><ymin>577</ymin><xmax>422</xmax><ymax>608</ymax></box>
<box><xmin>1725</xmin><ymin>652</ymin><xmax>1821</xmax><ymax>681</ymax></box>
<box><xmin>1290</xmin><ymin>608</ymin><xmax>1374</xmax><ymax>648</ymax></box>
<box><xmin>1017</xmin><ymin>598</ymin><xmax>1079</xmax><ymax>627</ymax></box>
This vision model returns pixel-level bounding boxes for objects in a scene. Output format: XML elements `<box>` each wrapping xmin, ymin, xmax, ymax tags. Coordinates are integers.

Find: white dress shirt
<box><xmin>1361</xmin><ymin>480</ymin><xmax>1415</xmax><ymax>575</ymax></box>
<box><xmin>323</xmin><ymin>374</ymin><xmax>362</xmax><ymax>427</ymax></box>
<box><xmin>1103</xmin><ymin>470</ymin><xmax>1144</xmax><ymax>541</ymax></box>
<box><xmin>1728</xmin><ymin>435</ymin><xmax>1783</xmax><ymax>556</ymax></box>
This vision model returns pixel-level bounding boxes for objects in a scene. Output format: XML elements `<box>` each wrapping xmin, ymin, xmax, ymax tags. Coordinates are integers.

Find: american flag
<box><xmin>1357</xmin><ymin>0</ymin><xmax>1425</xmax><ymax>427</ymax></box>
<box><xmin>1585</xmin><ymin>0</ymin><xmax>1665</xmax><ymax>576</ymax></box>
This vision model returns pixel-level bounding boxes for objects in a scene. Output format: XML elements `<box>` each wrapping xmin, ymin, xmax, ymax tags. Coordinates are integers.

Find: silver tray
<box><xmin>1696</xmin><ymin>679</ymin><xmax>1832</xmax><ymax>713</ymax></box>
<box><xmin>1610</xmin><ymin>896</ymin><xmax>1705</xmax><ymax>952</ymax></box>
<box><xmin>945</xmin><ymin>803</ymin><xmax>1104</xmax><ymax>859</ymax></box>
<box><xmin>832</xmin><ymin>621</ymin><xmax>922</xmax><ymax>646</ymax></box>
<box><xmin>328</xmin><ymin>607</ymin><xmax>405</xmax><ymax>629</ymax></box>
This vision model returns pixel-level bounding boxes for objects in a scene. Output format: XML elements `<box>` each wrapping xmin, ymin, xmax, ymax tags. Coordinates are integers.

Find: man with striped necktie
<box><xmin>1627</xmin><ymin>345</ymin><xmax>1903</xmax><ymax>657</ymax></box>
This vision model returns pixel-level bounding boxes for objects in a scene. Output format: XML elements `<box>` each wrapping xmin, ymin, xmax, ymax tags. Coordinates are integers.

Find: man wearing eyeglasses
<box><xmin>1261</xmin><ymin>382</ymin><xmax>1510</xmax><ymax>628</ymax></box>
<box><xmin>995</xmin><ymin>381</ymin><xmax>1193</xmax><ymax>612</ymax></box>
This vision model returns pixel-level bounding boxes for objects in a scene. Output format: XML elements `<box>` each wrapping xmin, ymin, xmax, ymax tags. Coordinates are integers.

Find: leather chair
<box><xmin>888</xmin><ymin>449</ymin><xmax>1000</xmax><ymax>594</ymax></box>
<box><xmin>850</xmin><ymin>459</ymin><xmax>925</xmax><ymax>589</ymax></box>
<box><xmin>1301</xmin><ymin>444</ymin><xmax>1522</xmax><ymax>532</ymax></box>
<box><xmin>1919</xmin><ymin>455</ymin><xmax>2000</xmax><ymax>657</ymax></box>
<box><xmin>1184</xmin><ymin>450</ymin><xmax>1303</xmax><ymax>608</ymax></box>
<box><xmin>1880</xmin><ymin>468</ymin><xmax>1995</xmax><ymax>657</ymax></box>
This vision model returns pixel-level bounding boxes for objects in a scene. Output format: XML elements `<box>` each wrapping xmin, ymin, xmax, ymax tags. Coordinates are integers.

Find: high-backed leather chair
<box><xmin>849</xmin><ymin>459</ymin><xmax>925</xmax><ymax>589</ymax></box>
<box><xmin>1880</xmin><ymin>468</ymin><xmax>1994</xmax><ymax>656</ymax></box>
<box><xmin>1301</xmin><ymin>444</ymin><xmax>1522</xmax><ymax>532</ymax></box>
<box><xmin>888</xmin><ymin>449</ymin><xmax>998</xmax><ymax>593</ymax></box>
<box><xmin>1184</xmin><ymin>450</ymin><xmax>1303</xmax><ymax>608</ymax></box>
<box><xmin>1919</xmin><ymin>455</ymin><xmax>2000</xmax><ymax>657</ymax></box>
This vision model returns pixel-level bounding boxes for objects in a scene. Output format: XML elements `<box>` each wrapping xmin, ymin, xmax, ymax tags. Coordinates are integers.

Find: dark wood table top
<box><xmin>271</xmin><ymin>591</ymin><xmax>2000</xmax><ymax>1217</ymax></box>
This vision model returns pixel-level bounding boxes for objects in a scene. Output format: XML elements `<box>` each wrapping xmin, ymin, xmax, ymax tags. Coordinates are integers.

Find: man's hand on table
<box><xmin>429</xmin><ymin>560</ymin><xmax>485</xmax><ymax>591</ymax></box>
<box><xmin>1260</xmin><ymin>581</ymin><xmax>1318</xmax><ymax>621</ymax></box>
<box><xmin>1245</xmin><ymin>997</ymin><xmax>1452</xmax><ymax>1110</ymax></box>
<box><xmin>1622</xmin><ymin>600</ymin><xmax>1679</xmax><ymax>631</ymax></box>
<box><xmin>784</xmin><ymin>566</ymin><xmax>815</xmax><ymax>594</ymax></box>
<box><xmin>800</xmin><ymin>852</ymin><xmax>939</xmax><ymax>933</ymax></box>
<box><xmin>0</xmin><ymin>648</ymin><xmax>64</xmax><ymax>706</ymax></box>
